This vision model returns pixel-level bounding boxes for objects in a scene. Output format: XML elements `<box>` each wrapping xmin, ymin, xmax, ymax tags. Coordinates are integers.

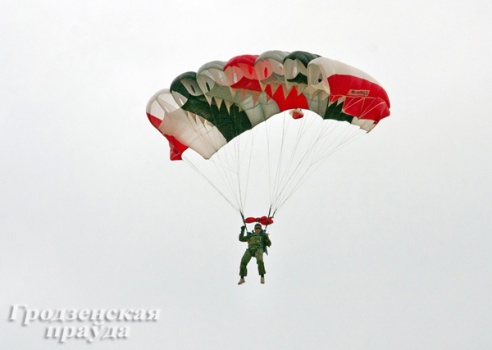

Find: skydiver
<box><xmin>238</xmin><ymin>223</ymin><xmax>272</xmax><ymax>285</ymax></box>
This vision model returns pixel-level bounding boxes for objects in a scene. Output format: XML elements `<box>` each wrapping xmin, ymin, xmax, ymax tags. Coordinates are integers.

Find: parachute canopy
<box><xmin>147</xmin><ymin>50</ymin><xmax>390</xmax><ymax>220</ymax></box>
<box><xmin>147</xmin><ymin>50</ymin><xmax>390</xmax><ymax>161</ymax></box>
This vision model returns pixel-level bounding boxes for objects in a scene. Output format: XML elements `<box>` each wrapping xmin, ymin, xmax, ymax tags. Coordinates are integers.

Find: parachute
<box><xmin>147</xmin><ymin>50</ymin><xmax>390</xmax><ymax>225</ymax></box>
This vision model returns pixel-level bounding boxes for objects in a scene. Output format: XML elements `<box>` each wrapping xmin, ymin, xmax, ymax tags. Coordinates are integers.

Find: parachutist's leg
<box><xmin>240</xmin><ymin>250</ymin><xmax>252</xmax><ymax>277</ymax></box>
<box><xmin>255</xmin><ymin>250</ymin><xmax>265</xmax><ymax>276</ymax></box>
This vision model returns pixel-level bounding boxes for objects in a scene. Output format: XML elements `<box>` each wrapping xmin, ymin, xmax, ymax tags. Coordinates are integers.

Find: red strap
<box><xmin>244</xmin><ymin>216</ymin><xmax>274</xmax><ymax>225</ymax></box>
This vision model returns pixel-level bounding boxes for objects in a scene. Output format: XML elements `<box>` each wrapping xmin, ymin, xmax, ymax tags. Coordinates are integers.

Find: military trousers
<box><xmin>239</xmin><ymin>248</ymin><xmax>265</xmax><ymax>277</ymax></box>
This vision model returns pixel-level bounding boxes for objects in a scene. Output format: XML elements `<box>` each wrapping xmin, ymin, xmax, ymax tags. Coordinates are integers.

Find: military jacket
<box><xmin>239</xmin><ymin>227</ymin><xmax>272</xmax><ymax>254</ymax></box>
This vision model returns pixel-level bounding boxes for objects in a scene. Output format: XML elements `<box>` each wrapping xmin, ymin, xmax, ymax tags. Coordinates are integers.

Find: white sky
<box><xmin>1</xmin><ymin>0</ymin><xmax>491</xmax><ymax>349</ymax></box>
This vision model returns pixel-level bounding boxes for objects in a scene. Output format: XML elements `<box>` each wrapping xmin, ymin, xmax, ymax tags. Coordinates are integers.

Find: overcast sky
<box><xmin>1</xmin><ymin>0</ymin><xmax>491</xmax><ymax>349</ymax></box>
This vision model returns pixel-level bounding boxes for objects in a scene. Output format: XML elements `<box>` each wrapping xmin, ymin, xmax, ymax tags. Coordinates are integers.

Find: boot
<box><xmin>238</xmin><ymin>277</ymin><xmax>245</xmax><ymax>285</ymax></box>
<box><xmin>260</xmin><ymin>276</ymin><xmax>265</xmax><ymax>284</ymax></box>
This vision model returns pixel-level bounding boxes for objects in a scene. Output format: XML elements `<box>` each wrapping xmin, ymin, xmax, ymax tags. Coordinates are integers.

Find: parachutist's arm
<box><xmin>239</xmin><ymin>226</ymin><xmax>248</xmax><ymax>242</ymax></box>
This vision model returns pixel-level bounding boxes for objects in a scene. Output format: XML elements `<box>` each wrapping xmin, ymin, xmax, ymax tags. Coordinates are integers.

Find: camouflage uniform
<box><xmin>239</xmin><ymin>226</ymin><xmax>272</xmax><ymax>277</ymax></box>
